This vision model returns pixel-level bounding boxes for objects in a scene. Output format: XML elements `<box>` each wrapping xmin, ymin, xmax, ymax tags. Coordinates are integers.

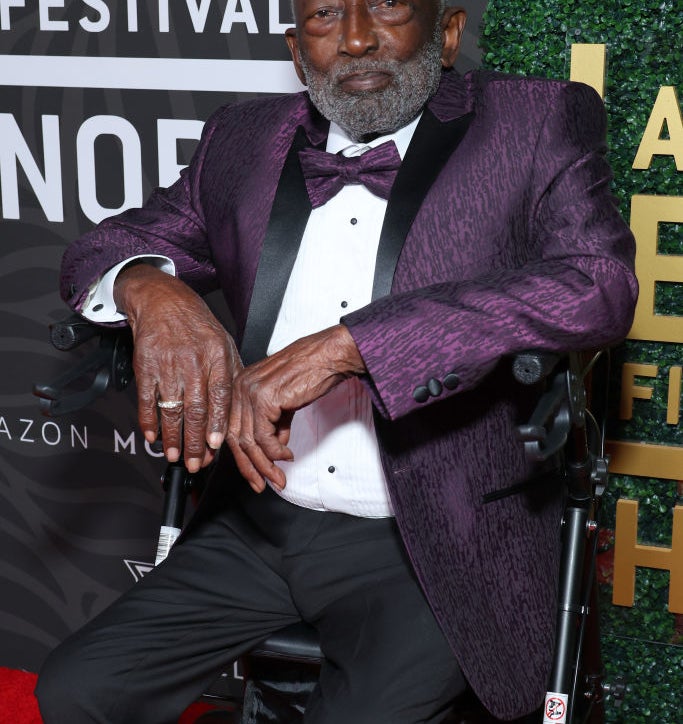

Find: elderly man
<box><xmin>36</xmin><ymin>1</ymin><xmax>637</xmax><ymax>721</ymax></box>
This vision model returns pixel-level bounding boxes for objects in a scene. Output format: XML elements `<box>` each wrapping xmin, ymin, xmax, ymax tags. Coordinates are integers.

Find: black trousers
<box><xmin>36</xmin><ymin>486</ymin><xmax>466</xmax><ymax>724</ymax></box>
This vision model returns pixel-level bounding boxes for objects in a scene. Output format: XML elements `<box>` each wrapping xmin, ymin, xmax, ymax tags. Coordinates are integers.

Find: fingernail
<box><xmin>270</xmin><ymin>475</ymin><xmax>285</xmax><ymax>491</ymax></box>
<box><xmin>208</xmin><ymin>432</ymin><xmax>224</xmax><ymax>449</ymax></box>
<box><xmin>166</xmin><ymin>447</ymin><xmax>180</xmax><ymax>461</ymax></box>
<box><xmin>186</xmin><ymin>458</ymin><xmax>201</xmax><ymax>472</ymax></box>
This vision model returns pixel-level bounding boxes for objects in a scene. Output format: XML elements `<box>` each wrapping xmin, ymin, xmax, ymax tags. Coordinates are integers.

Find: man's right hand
<box><xmin>113</xmin><ymin>264</ymin><xmax>241</xmax><ymax>472</ymax></box>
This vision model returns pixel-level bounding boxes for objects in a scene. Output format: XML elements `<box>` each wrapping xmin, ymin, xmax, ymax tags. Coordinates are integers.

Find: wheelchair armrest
<box><xmin>33</xmin><ymin>314</ymin><xmax>134</xmax><ymax>416</ymax></box>
<box><xmin>516</xmin><ymin>369</ymin><xmax>573</xmax><ymax>462</ymax></box>
<box><xmin>513</xmin><ymin>352</ymin><xmax>589</xmax><ymax>463</ymax></box>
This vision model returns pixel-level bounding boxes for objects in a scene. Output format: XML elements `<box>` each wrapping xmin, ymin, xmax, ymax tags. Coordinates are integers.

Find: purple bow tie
<box><xmin>298</xmin><ymin>140</ymin><xmax>401</xmax><ymax>208</ymax></box>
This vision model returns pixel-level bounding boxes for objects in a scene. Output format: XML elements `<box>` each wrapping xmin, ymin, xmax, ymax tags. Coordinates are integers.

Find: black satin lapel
<box><xmin>240</xmin><ymin>127</ymin><xmax>313</xmax><ymax>365</ymax></box>
<box><xmin>371</xmin><ymin>109</ymin><xmax>474</xmax><ymax>300</ymax></box>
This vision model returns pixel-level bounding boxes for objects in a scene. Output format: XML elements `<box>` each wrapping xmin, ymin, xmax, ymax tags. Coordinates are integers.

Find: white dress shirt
<box><xmin>82</xmin><ymin>116</ymin><xmax>421</xmax><ymax>518</ymax></box>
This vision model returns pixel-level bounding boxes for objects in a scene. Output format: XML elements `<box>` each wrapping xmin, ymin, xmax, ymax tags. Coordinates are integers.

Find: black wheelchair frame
<box><xmin>34</xmin><ymin>315</ymin><xmax>627</xmax><ymax>723</ymax></box>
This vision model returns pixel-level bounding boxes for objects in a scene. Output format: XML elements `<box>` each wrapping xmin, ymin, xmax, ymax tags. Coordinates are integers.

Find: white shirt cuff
<box><xmin>81</xmin><ymin>255</ymin><xmax>176</xmax><ymax>323</ymax></box>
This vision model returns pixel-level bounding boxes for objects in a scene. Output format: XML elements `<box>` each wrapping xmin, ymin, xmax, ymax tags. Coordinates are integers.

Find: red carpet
<box><xmin>0</xmin><ymin>669</ymin><xmax>41</xmax><ymax>724</ymax></box>
<box><xmin>0</xmin><ymin>668</ymin><xmax>230</xmax><ymax>723</ymax></box>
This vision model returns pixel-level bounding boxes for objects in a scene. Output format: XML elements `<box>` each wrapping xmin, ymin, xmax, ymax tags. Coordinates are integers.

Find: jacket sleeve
<box><xmin>59</xmin><ymin>106</ymin><xmax>228</xmax><ymax>313</ymax></box>
<box><xmin>342</xmin><ymin>82</ymin><xmax>638</xmax><ymax>421</ymax></box>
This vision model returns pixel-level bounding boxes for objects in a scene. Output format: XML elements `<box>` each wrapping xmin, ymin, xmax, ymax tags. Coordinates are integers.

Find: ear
<box><xmin>440</xmin><ymin>7</ymin><xmax>467</xmax><ymax>69</ymax></box>
<box><xmin>285</xmin><ymin>28</ymin><xmax>308</xmax><ymax>86</ymax></box>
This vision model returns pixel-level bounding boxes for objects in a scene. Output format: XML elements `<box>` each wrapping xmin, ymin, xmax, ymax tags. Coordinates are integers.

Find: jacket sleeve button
<box><xmin>443</xmin><ymin>373</ymin><xmax>460</xmax><ymax>390</ymax></box>
<box><xmin>413</xmin><ymin>385</ymin><xmax>430</xmax><ymax>403</ymax></box>
<box><xmin>427</xmin><ymin>378</ymin><xmax>443</xmax><ymax>397</ymax></box>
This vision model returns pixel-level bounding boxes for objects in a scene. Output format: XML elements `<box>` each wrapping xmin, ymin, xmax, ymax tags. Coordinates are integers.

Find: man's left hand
<box><xmin>227</xmin><ymin>324</ymin><xmax>366</xmax><ymax>492</ymax></box>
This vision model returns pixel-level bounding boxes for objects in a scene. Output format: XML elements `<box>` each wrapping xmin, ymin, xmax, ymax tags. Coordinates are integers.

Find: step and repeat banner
<box><xmin>483</xmin><ymin>1</ymin><xmax>683</xmax><ymax>721</ymax></box>
<box><xmin>0</xmin><ymin>2</ymin><xmax>299</xmax><ymax>679</ymax></box>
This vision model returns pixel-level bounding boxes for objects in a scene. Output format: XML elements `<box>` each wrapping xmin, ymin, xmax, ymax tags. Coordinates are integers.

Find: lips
<box><xmin>337</xmin><ymin>70</ymin><xmax>393</xmax><ymax>93</ymax></box>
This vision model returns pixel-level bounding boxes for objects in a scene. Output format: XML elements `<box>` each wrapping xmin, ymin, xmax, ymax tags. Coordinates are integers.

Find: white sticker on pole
<box><xmin>155</xmin><ymin>525</ymin><xmax>181</xmax><ymax>566</ymax></box>
<box><xmin>543</xmin><ymin>692</ymin><xmax>568</xmax><ymax>723</ymax></box>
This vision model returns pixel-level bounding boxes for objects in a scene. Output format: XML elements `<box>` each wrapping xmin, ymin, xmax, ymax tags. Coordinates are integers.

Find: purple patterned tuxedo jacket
<box><xmin>61</xmin><ymin>69</ymin><xmax>638</xmax><ymax>718</ymax></box>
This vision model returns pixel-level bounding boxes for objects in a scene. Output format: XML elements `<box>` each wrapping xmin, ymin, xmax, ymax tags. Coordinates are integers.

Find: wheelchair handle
<box><xmin>49</xmin><ymin>313</ymin><xmax>101</xmax><ymax>351</ymax></box>
<box><xmin>512</xmin><ymin>351</ymin><xmax>561</xmax><ymax>385</ymax></box>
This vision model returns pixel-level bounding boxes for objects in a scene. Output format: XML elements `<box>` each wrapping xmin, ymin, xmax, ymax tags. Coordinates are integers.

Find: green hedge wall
<box><xmin>481</xmin><ymin>1</ymin><xmax>683</xmax><ymax>721</ymax></box>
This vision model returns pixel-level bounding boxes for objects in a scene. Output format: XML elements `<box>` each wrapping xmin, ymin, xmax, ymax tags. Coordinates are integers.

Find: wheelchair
<box><xmin>34</xmin><ymin>315</ymin><xmax>627</xmax><ymax>723</ymax></box>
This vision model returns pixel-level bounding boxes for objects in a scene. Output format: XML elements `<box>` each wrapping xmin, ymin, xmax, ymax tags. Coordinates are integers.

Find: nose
<box><xmin>338</xmin><ymin>3</ymin><xmax>379</xmax><ymax>56</ymax></box>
